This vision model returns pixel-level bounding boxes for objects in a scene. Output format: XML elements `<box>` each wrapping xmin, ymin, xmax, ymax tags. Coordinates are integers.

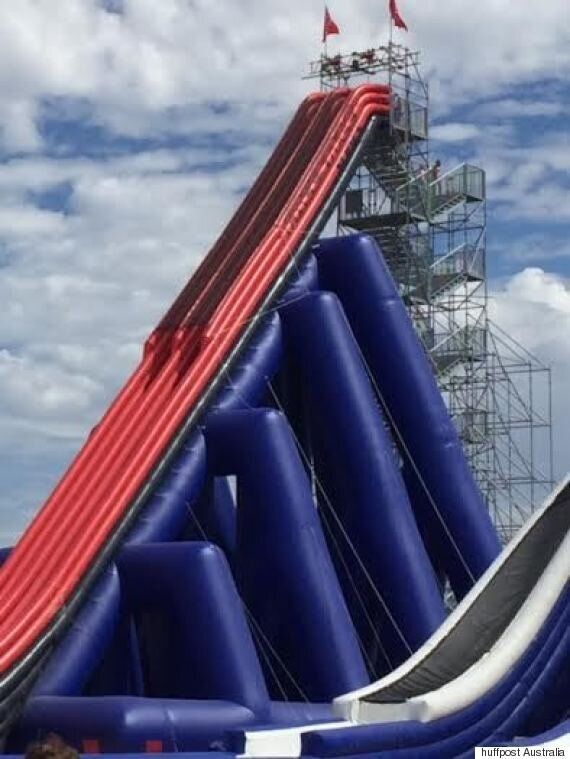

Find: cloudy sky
<box><xmin>0</xmin><ymin>0</ymin><xmax>568</xmax><ymax>544</ymax></box>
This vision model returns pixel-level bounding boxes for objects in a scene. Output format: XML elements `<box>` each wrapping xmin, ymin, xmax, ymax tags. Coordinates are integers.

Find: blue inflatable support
<box><xmin>316</xmin><ymin>235</ymin><xmax>501</xmax><ymax>598</ymax></box>
<box><xmin>13</xmin><ymin>234</ymin><xmax>558</xmax><ymax>757</ymax></box>
<box><xmin>280</xmin><ymin>291</ymin><xmax>445</xmax><ymax>670</ymax></box>
<box><xmin>204</xmin><ymin>407</ymin><xmax>369</xmax><ymax>701</ymax></box>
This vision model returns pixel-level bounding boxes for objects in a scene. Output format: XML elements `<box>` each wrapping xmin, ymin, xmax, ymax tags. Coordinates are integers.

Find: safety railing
<box><xmin>432</xmin><ymin>243</ymin><xmax>485</xmax><ymax>282</ymax></box>
<box><xmin>392</xmin><ymin>168</ymin><xmax>431</xmax><ymax>219</ymax></box>
<box><xmin>394</xmin><ymin>163</ymin><xmax>486</xmax><ymax>222</ymax></box>
<box><xmin>453</xmin><ymin>409</ymin><xmax>488</xmax><ymax>444</ymax></box>
<box><xmin>391</xmin><ymin>95</ymin><xmax>428</xmax><ymax>139</ymax></box>
<box><xmin>431</xmin><ymin>164</ymin><xmax>485</xmax><ymax>205</ymax></box>
<box><xmin>432</xmin><ymin>324</ymin><xmax>487</xmax><ymax>373</ymax></box>
<box><xmin>339</xmin><ymin>188</ymin><xmax>367</xmax><ymax>221</ymax></box>
<box><xmin>415</xmin><ymin>317</ymin><xmax>435</xmax><ymax>351</ymax></box>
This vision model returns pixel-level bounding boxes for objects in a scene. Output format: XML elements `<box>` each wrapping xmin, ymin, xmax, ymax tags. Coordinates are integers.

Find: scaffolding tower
<box><xmin>305</xmin><ymin>44</ymin><xmax>554</xmax><ymax>542</ymax></box>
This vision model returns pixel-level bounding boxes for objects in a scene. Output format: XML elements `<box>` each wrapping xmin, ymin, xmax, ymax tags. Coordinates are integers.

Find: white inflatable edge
<box><xmin>238</xmin><ymin>720</ymin><xmax>352</xmax><ymax>758</ymax></box>
<box><xmin>355</xmin><ymin>527</ymin><xmax>570</xmax><ymax>724</ymax></box>
<box><xmin>239</xmin><ymin>481</ymin><xmax>569</xmax><ymax>757</ymax></box>
<box><xmin>334</xmin><ymin>473</ymin><xmax>570</xmax><ymax>719</ymax></box>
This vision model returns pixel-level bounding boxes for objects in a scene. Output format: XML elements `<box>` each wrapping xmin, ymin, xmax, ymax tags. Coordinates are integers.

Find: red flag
<box><xmin>323</xmin><ymin>6</ymin><xmax>340</xmax><ymax>43</ymax></box>
<box><xmin>389</xmin><ymin>0</ymin><xmax>408</xmax><ymax>30</ymax></box>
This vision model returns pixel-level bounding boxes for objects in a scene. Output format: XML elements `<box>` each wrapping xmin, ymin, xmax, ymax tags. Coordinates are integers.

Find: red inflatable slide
<box><xmin>0</xmin><ymin>86</ymin><xmax>390</xmax><ymax>695</ymax></box>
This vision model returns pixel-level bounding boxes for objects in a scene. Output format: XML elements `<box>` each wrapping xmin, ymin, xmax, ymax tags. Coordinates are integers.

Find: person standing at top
<box><xmin>431</xmin><ymin>159</ymin><xmax>442</xmax><ymax>197</ymax></box>
<box><xmin>392</xmin><ymin>93</ymin><xmax>403</xmax><ymax>128</ymax></box>
<box><xmin>432</xmin><ymin>159</ymin><xmax>441</xmax><ymax>181</ymax></box>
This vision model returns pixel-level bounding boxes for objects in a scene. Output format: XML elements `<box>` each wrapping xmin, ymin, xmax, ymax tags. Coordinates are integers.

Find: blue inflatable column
<box><xmin>190</xmin><ymin>476</ymin><xmax>237</xmax><ymax>562</ymax></box>
<box><xmin>401</xmin><ymin>461</ymin><xmax>447</xmax><ymax>592</ymax></box>
<box><xmin>279</xmin><ymin>291</ymin><xmax>446</xmax><ymax>670</ymax></box>
<box><xmin>205</xmin><ymin>408</ymin><xmax>369</xmax><ymax>701</ymax></box>
<box><xmin>316</xmin><ymin>234</ymin><xmax>501</xmax><ymax>599</ymax></box>
<box><xmin>118</xmin><ymin>542</ymin><xmax>270</xmax><ymax>716</ymax></box>
<box><xmin>212</xmin><ymin>312</ymin><xmax>283</xmax><ymax>413</ymax></box>
<box><xmin>125</xmin><ymin>431</ymin><xmax>207</xmax><ymax>545</ymax></box>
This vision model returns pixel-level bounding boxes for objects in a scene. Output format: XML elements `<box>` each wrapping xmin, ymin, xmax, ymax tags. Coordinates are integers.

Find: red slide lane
<box><xmin>183</xmin><ymin>89</ymin><xmax>350</xmax><ymax>327</ymax></box>
<box><xmin>0</xmin><ymin>93</ymin><xmax>340</xmax><ymax>616</ymax></box>
<box><xmin>0</xmin><ymin>96</ymin><xmax>322</xmax><ymax>605</ymax></box>
<box><xmin>0</xmin><ymin>91</ymin><xmax>338</xmax><ymax>634</ymax></box>
<box><xmin>0</xmin><ymin>93</ymin><xmax>324</xmax><ymax>600</ymax></box>
<box><xmin>207</xmin><ymin>87</ymin><xmax>388</xmax><ymax>337</ymax></box>
<box><xmin>160</xmin><ymin>92</ymin><xmax>326</xmax><ymax>330</ymax></box>
<box><xmin>0</xmin><ymin>85</ymin><xmax>390</xmax><ymax>673</ymax></box>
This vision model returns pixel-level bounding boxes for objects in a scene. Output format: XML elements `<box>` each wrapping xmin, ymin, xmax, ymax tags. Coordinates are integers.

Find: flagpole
<box><xmin>323</xmin><ymin>3</ymin><xmax>328</xmax><ymax>69</ymax></box>
<box><xmin>322</xmin><ymin>3</ymin><xmax>340</xmax><ymax>88</ymax></box>
<box><xmin>388</xmin><ymin>17</ymin><xmax>393</xmax><ymax>90</ymax></box>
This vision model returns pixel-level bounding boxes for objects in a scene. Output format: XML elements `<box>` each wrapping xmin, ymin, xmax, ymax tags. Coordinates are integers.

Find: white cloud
<box><xmin>454</xmin><ymin>125</ymin><xmax>569</xmax><ymax>223</ymax></box>
<box><xmin>490</xmin><ymin>268</ymin><xmax>570</xmax><ymax>480</ymax></box>
<box><xmin>0</xmin><ymin>100</ymin><xmax>41</xmax><ymax>152</ymax></box>
<box><xmin>0</xmin><ymin>0</ymin><xmax>567</xmax><ymax>146</ymax></box>
<box><xmin>0</xmin><ymin>349</ymin><xmax>100</xmax><ymax>424</ymax></box>
<box><xmin>476</xmin><ymin>98</ymin><xmax>567</xmax><ymax>119</ymax></box>
<box><xmin>491</xmin><ymin>268</ymin><xmax>570</xmax><ymax>351</ymax></box>
<box><xmin>0</xmin><ymin>0</ymin><xmax>568</xmax><ymax>543</ymax></box>
<box><xmin>430</xmin><ymin>123</ymin><xmax>481</xmax><ymax>143</ymax></box>
<box><xmin>495</xmin><ymin>236</ymin><xmax>570</xmax><ymax>264</ymax></box>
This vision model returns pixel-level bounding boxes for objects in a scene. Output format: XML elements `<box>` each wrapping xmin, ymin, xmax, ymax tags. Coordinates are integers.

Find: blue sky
<box><xmin>0</xmin><ymin>0</ymin><xmax>569</xmax><ymax>544</ymax></box>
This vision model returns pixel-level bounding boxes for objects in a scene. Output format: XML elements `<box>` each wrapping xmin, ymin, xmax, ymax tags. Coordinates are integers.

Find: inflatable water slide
<box><xmin>0</xmin><ymin>86</ymin><xmax>568</xmax><ymax>757</ymax></box>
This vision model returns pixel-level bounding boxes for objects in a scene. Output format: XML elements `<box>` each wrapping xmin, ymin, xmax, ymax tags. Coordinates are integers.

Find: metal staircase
<box><xmin>393</xmin><ymin>164</ymin><xmax>486</xmax><ymax>223</ymax></box>
<box><xmin>430</xmin><ymin>164</ymin><xmax>485</xmax><ymax>221</ymax></box>
<box><xmin>363</xmin><ymin>141</ymin><xmax>409</xmax><ymax>196</ymax></box>
<box><xmin>393</xmin><ymin>170</ymin><xmax>431</xmax><ymax>221</ymax></box>
<box><xmin>430</xmin><ymin>243</ymin><xmax>485</xmax><ymax>299</ymax></box>
<box><xmin>431</xmin><ymin>324</ymin><xmax>487</xmax><ymax>376</ymax></box>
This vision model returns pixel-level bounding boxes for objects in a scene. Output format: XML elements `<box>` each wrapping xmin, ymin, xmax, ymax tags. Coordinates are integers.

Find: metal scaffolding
<box><xmin>305</xmin><ymin>43</ymin><xmax>554</xmax><ymax>542</ymax></box>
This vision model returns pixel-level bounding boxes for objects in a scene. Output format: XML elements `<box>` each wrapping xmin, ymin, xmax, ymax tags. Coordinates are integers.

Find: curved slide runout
<box><xmin>335</xmin><ymin>475</ymin><xmax>570</xmax><ymax>722</ymax></box>
<box><xmin>240</xmin><ymin>477</ymin><xmax>569</xmax><ymax>757</ymax></box>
